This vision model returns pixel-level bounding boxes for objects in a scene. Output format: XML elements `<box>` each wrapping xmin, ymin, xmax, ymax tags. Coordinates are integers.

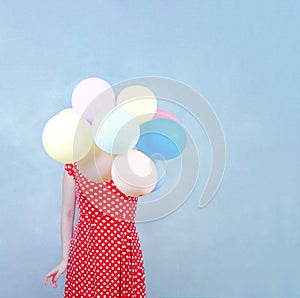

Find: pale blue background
<box><xmin>0</xmin><ymin>1</ymin><xmax>299</xmax><ymax>297</ymax></box>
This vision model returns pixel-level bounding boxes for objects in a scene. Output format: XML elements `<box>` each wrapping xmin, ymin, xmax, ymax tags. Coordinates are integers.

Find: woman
<box><xmin>44</xmin><ymin>146</ymin><xmax>146</xmax><ymax>297</ymax></box>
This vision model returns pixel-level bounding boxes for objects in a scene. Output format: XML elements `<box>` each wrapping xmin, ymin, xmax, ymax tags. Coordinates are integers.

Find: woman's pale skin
<box><xmin>44</xmin><ymin>171</ymin><xmax>76</xmax><ymax>288</ymax></box>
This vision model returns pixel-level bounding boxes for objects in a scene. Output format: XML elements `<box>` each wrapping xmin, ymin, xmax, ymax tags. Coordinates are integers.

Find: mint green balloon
<box><xmin>92</xmin><ymin>106</ymin><xmax>140</xmax><ymax>154</ymax></box>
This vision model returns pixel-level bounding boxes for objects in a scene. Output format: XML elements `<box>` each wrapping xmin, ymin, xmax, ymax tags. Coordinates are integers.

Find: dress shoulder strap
<box><xmin>64</xmin><ymin>163</ymin><xmax>76</xmax><ymax>180</ymax></box>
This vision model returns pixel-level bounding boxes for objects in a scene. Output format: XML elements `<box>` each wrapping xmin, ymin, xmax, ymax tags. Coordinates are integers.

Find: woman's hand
<box><xmin>44</xmin><ymin>259</ymin><xmax>68</xmax><ymax>288</ymax></box>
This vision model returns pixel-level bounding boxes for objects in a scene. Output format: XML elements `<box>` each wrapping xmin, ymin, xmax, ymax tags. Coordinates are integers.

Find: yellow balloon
<box><xmin>42</xmin><ymin>108</ymin><xmax>93</xmax><ymax>163</ymax></box>
<box><xmin>111</xmin><ymin>149</ymin><xmax>158</xmax><ymax>197</ymax></box>
<box><xmin>116</xmin><ymin>85</ymin><xmax>157</xmax><ymax>124</ymax></box>
<box><xmin>57</xmin><ymin>108</ymin><xmax>74</xmax><ymax>116</ymax></box>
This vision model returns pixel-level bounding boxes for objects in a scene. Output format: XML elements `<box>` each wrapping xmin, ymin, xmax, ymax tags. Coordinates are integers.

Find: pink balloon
<box><xmin>111</xmin><ymin>149</ymin><xmax>158</xmax><ymax>197</ymax></box>
<box><xmin>153</xmin><ymin>109</ymin><xmax>181</xmax><ymax>124</ymax></box>
<box><xmin>72</xmin><ymin>77</ymin><xmax>116</xmax><ymax>124</ymax></box>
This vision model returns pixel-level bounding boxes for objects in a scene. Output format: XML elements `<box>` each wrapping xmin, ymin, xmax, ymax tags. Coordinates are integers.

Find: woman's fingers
<box><xmin>50</xmin><ymin>275</ymin><xmax>57</xmax><ymax>288</ymax></box>
<box><xmin>47</xmin><ymin>275</ymin><xmax>56</xmax><ymax>287</ymax></box>
<box><xmin>44</xmin><ymin>263</ymin><xmax>65</xmax><ymax>288</ymax></box>
<box><xmin>44</xmin><ymin>270</ymin><xmax>55</xmax><ymax>285</ymax></box>
<box><xmin>53</xmin><ymin>271</ymin><xmax>62</xmax><ymax>287</ymax></box>
<box><xmin>44</xmin><ymin>269</ymin><xmax>58</xmax><ymax>287</ymax></box>
<box><xmin>44</xmin><ymin>274</ymin><xmax>49</xmax><ymax>285</ymax></box>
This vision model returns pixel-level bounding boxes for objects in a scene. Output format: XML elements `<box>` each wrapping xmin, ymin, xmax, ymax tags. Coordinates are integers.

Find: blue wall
<box><xmin>0</xmin><ymin>1</ymin><xmax>299</xmax><ymax>297</ymax></box>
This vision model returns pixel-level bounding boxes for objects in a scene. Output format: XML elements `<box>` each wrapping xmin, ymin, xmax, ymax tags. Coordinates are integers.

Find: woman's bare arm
<box><xmin>44</xmin><ymin>170</ymin><xmax>76</xmax><ymax>288</ymax></box>
<box><xmin>61</xmin><ymin>171</ymin><xmax>76</xmax><ymax>262</ymax></box>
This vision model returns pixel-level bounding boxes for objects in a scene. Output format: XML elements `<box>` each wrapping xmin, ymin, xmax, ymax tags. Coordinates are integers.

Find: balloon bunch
<box><xmin>42</xmin><ymin>78</ymin><xmax>187</xmax><ymax>197</ymax></box>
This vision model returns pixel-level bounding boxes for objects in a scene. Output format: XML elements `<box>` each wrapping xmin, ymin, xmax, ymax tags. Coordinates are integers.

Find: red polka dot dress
<box><xmin>63</xmin><ymin>162</ymin><xmax>146</xmax><ymax>298</ymax></box>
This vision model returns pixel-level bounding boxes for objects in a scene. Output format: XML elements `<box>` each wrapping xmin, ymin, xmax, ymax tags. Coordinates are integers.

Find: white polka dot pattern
<box><xmin>63</xmin><ymin>162</ymin><xmax>146</xmax><ymax>298</ymax></box>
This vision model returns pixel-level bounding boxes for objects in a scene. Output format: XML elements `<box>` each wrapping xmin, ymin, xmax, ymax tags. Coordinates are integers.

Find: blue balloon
<box><xmin>151</xmin><ymin>159</ymin><xmax>167</xmax><ymax>192</ymax></box>
<box><xmin>136</xmin><ymin>118</ymin><xmax>187</xmax><ymax>160</ymax></box>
